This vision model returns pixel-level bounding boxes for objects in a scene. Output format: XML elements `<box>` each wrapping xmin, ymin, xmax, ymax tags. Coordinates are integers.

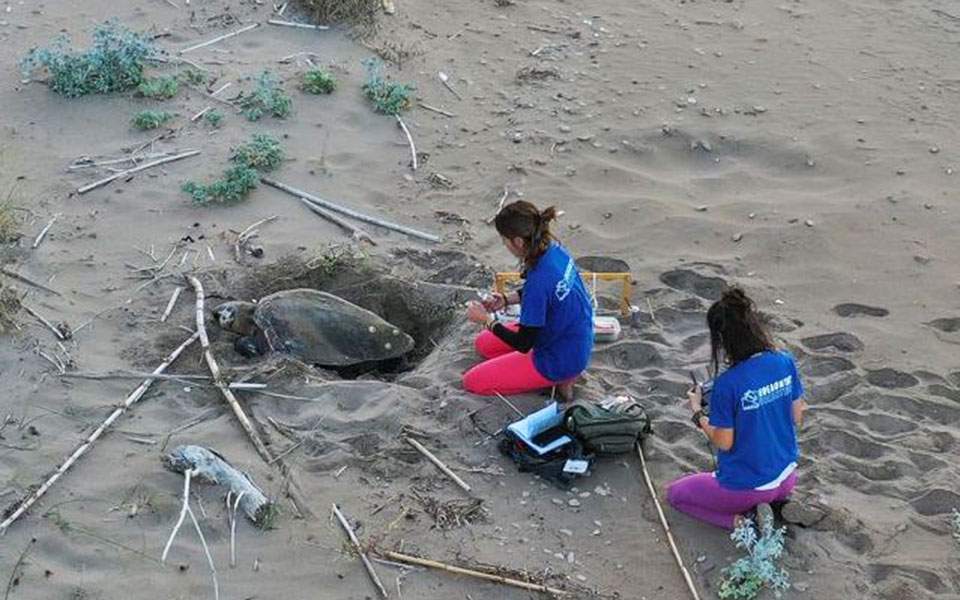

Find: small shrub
<box><xmin>0</xmin><ymin>199</ymin><xmax>20</xmax><ymax>244</ymax></box>
<box><xmin>204</xmin><ymin>109</ymin><xmax>224</xmax><ymax>128</ymax></box>
<box><xmin>132</xmin><ymin>110</ymin><xmax>174</xmax><ymax>130</ymax></box>
<box><xmin>0</xmin><ymin>280</ymin><xmax>21</xmax><ymax>334</ymax></box>
<box><xmin>302</xmin><ymin>68</ymin><xmax>336</xmax><ymax>94</ymax></box>
<box><xmin>182</xmin><ymin>166</ymin><xmax>259</xmax><ymax>205</ymax></box>
<box><xmin>362</xmin><ymin>58</ymin><xmax>412</xmax><ymax>115</ymax></box>
<box><xmin>137</xmin><ymin>75</ymin><xmax>179</xmax><ymax>99</ymax></box>
<box><xmin>231</xmin><ymin>134</ymin><xmax>284</xmax><ymax>172</ymax></box>
<box><xmin>20</xmin><ymin>19</ymin><xmax>153</xmax><ymax>97</ymax></box>
<box><xmin>718</xmin><ymin>519</ymin><xmax>790</xmax><ymax>599</ymax></box>
<box><xmin>238</xmin><ymin>71</ymin><xmax>292</xmax><ymax>121</ymax></box>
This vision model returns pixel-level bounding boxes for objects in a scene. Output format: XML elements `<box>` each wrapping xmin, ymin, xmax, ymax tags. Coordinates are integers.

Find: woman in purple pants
<box><xmin>667</xmin><ymin>288</ymin><xmax>807</xmax><ymax>529</ymax></box>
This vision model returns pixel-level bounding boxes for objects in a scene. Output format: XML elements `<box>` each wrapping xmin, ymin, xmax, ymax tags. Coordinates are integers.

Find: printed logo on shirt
<box><xmin>554</xmin><ymin>259</ymin><xmax>575</xmax><ymax>302</ymax></box>
<box><xmin>740</xmin><ymin>375</ymin><xmax>793</xmax><ymax>411</ymax></box>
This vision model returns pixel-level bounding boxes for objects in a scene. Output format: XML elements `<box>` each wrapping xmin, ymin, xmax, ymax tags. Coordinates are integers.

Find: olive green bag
<box><xmin>564</xmin><ymin>396</ymin><xmax>652</xmax><ymax>455</ymax></box>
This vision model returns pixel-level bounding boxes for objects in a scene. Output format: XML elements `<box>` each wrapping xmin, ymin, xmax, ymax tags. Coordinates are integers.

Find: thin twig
<box><xmin>161</xmin><ymin>287</ymin><xmax>184</xmax><ymax>322</ymax></box>
<box><xmin>646</xmin><ymin>297</ymin><xmax>662</xmax><ymax>330</ymax></box>
<box><xmin>267</xmin><ymin>19</ymin><xmax>329</xmax><ymax>30</ymax></box>
<box><xmin>298</xmin><ymin>198</ymin><xmax>376</xmax><ymax>245</ymax></box>
<box><xmin>162</xmin><ymin>468</ymin><xmax>194</xmax><ymax>564</ymax></box>
<box><xmin>190</xmin><ymin>106</ymin><xmax>212</xmax><ymax>122</ymax></box>
<box><xmin>68</xmin><ymin>152</ymin><xmax>175</xmax><ymax>171</ymax></box>
<box><xmin>494</xmin><ymin>392</ymin><xmax>523</xmax><ymax>417</ymax></box>
<box><xmin>395</xmin><ymin>115</ymin><xmax>418</xmax><ymax>171</ymax></box>
<box><xmin>186</xmin><ymin>276</ymin><xmax>313</xmax><ymax>518</ymax></box>
<box><xmin>229</xmin><ymin>491</ymin><xmax>245</xmax><ymax>567</ymax></box>
<box><xmin>77</xmin><ymin>150</ymin><xmax>201</xmax><ymax>195</ymax></box>
<box><xmin>0</xmin><ymin>332</ymin><xmax>199</xmax><ymax>533</ymax></box>
<box><xmin>418</xmin><ymin>103</ymin><xmax>456</xmax><ymax>118</ymax></box>
<box><xmin>21</xmin><ymin>304</ymin><xmax>67</xmax><ymax>341</ymax></box>
<box><xmin>332</xmin><ymin>504</ymin><xmax>389</xmax><ymax>599</ymax></box>
<box><xmin>4</xmin><ymin>538</ymin><xmax>36</xmax><ymax>600</ymax></box>
<box><xmin>32</xmin><ymin>214</ymin><xmax>60</xmax><ymax>249</ymax></box>
<box><xmin>404</xmin><ymin>437</ymin><xmax>472</xmax><ymax>493</ymax></box>
<box><xmin>186</xmin><ymin>504</ymin><xmax>220</xmax><ymax>600</ymax></box>
<box><xmin>636</xmin><ymin>443</ymin><xmax>702</xmax><ymax>600</ymax></box>
<box><xmin>0</xmin><ymin>266</ymin><xmax>62</xmax><ymax>296</ymax></box>
<box><xmin>180</xmin><ymin>23</ymin><xmax>260</xmax><ymax>54</ymax></box>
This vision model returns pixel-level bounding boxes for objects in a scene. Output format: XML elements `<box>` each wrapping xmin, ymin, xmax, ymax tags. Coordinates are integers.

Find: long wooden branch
<box><xmin>185</xmin><ymin>275</ymin><xmax>314</xmax><ymax>518</ymax></box>
<box><xmin>77</xmin><ymin>150</ymin><xmax>201</xmax><ymax>195</ymax></box>
<box><xmin>332</xmin><ymin>503</ymin><xmax>388</xmax><ymax>599</ymax></box>
<box><xmin>298</xmin><ymin>198</ymin><xmax>376</xmax><ymax>245</ymax></box>
<box><xmin>260</xmin><ymin>177</ymin><xmax>440</xmax><ymax>243</ymax></box>
<box><xmin>0</xmin><ymin>331</ymin><xmax>200</xmax><ymax>532</ymax></box>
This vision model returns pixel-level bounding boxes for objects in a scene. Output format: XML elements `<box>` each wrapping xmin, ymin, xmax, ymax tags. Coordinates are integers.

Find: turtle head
<box><xmin>212</xmin><ymin>301</ymin><xmax>257</xmax><ymax>336</ymax></box>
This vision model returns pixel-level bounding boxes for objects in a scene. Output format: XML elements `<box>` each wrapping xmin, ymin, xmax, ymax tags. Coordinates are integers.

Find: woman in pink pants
<box><xmin>667</xmin><ymin>288</ymin><xmax>808</xmax><ymax>530</ymax></box>
<box><xmin>462</xmin><ymin>201</ymin><xmax>594</xmax><ymax>401</ymax></box>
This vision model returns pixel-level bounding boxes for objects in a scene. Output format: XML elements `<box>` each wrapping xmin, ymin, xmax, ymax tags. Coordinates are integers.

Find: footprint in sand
<box><xmin>865</xmin><ymin>368</ymin><xmax>919</xmax><ymax>389</ymax></box>
<box><xmin>910</xmin><ymin>488</ymin><xmax>960</xmax><ymax>516</ymax></box>
<box><xmin>925</xmin><ymin>317</ymin><xmax>960</xmax><ymax>332</ymax></box>
<box><xmin>833</xmin><ymin>303</ymin><xmax>889</xmax><ymax>318</ymax></box>
<box><xmin>801</xmin><ymin>332</ymin><xmax>864</xmax><ymax>352</ymax></box>
<box><xmin>658</xmin><ymin>268</ymin><xmax>726</xmax><ymax>300</ymax></box>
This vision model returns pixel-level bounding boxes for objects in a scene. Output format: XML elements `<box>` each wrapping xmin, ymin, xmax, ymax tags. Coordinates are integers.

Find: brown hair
<box><xmin>706</xmin><ymin>287</ymin><xmax>775</xmax><ymax>374</ymax></box>
<box><xmin>494</xmin><ymin>200</ymin><xmax>559</xmax><ymax>270</ymax></box>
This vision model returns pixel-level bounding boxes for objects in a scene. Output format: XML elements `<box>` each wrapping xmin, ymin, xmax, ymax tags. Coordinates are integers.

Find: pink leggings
<box><xmin>666</xmin><ymin>471</ymin><xmax>798</xmax><ymax>530</ymax></box>
<box><xmin>462</xmin><ymin>326</ymin><xmax>557</xmax><ymax>396</ymax></box>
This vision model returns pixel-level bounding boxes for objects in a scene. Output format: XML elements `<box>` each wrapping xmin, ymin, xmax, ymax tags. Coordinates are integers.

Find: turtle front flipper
<box><xmin>235</xmin><ymin>334</ymin><xmax>268</xmax><ymax>358</ymax></box>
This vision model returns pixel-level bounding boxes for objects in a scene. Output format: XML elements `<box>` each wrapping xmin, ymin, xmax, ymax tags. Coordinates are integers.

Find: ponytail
<box><xmin>706</xmin><ymin>287</ymin><xmax>775</xmax><ymax>372</ymax></box>
<box><xmin>495</xmin><ymin>201</ymin><xmax>559</xmax><ymax>271</ymax></box>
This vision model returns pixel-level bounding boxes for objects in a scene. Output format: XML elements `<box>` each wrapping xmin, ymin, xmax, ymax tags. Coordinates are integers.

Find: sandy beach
<box><xmin>1</xmin><ymin>0</ymin><xmax>959</xmax><ymax>598</ymax></box>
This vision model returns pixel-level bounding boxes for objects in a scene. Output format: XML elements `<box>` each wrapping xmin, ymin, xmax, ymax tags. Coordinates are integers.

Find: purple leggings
<box><xmin>666</xmin><ymin>471</ymin><xmax>798</xmax><ymax>530</ymax></box>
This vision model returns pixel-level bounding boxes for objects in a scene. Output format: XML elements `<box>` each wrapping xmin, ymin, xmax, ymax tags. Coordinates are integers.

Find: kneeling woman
<box><xmin>667</xmin><ymin>288</ymin><xmax>807</xmax><ymax>529</ymax></box>
<box><xmin>463</xmin><ymin>201</ymin><xmax>594</xmax><ymax>399</ymax></box>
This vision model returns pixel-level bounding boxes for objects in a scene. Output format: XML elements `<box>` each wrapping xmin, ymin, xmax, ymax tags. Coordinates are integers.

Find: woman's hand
<box><xmin>687</xmin><ymin>385</ymin><xmax>703</xmax><ymax>413</ymax></box>
<box><xmin>481</xmin><ymin>292</ymin><xmax>506</xmax><ymax>312</ymax></box>
<box><xmin>466</xmin><ymin>301</ymin><xmax>491</xmax><ymax>325</ymax></box>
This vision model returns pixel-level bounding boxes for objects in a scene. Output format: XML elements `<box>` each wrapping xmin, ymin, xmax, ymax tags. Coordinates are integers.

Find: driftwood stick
<box><xmin>636</xmin><ymin>443</ymin><xmax>702</xmax><ymax>600</ymax></box>
<box><xmin>494</xmin><ymin>392</ymin><xmax>523</xmax><ymax>417</ymax></box>
<box><xmin>299</xmin><ymin>198</ymin><xmax>376</xmax><ymax>245</ymax></box>
<box><xmin>32</xmin><ymin>214</ymin><xmax>60</xmax><ymax>249</ymax></box>
<box><xmin>0</xmin><ymin>266</ymin><xmax>62</xmax><ymax>297</ymax></box>
<box><xmin>21</xmin><ymin>304</ymin><xmax>67</xmax><ymax>341</ymax></box>
<box><xmin>418</xmin><ymin>103</ymin><xmax>456</xmax><ymax>118</ymax></box>
<box><xmin>228</xmin><ymin>491</ymin><xmax>245</xmax><ymax>567</ymax></box>
<box><xmin>190</xmin><ymin>106</ymin><xmax>212</xmax><ymax>122</ymax></box>
<box><xmin>61</xmin><ymin>370</ymin><xmax>208</xmax><ymax>382</ymax></box>
<box><xmin>261</xmin><ymin>177</ymin><xmax>440</xmax><ymax>243</ymax></box>
<box><xmin>164</xmin><ymin>445</ymin><xmax>272</xmax><ymax>525</ymax></box>
<box><xmin>180</xmin><ymin>23</ymin><xmax>260</xmax><ymax>54</ymax></box>
<box><xmin>162</xmin><ymin>468</ymin><xmax>194</xmax><ymax>563</ymax></box>
<box><xmin>68</xmin><ymin>152</ymin><xmax>175</xmax><ymax>171</ymax></box>
<box><xmin>395</xmin><ymin>115</ymin><xmax>418</xmax><ymax>171</ymax></box>
<box><xmin>381</xmin><ymin>550</ymin><xmax>568</xmax><ymax>596</ymax></box>
<box><xmin>267</xmin><ymin>19</ymin><xmax>329</xmax><ymax>30</ymax></box>
<box><xmin>77</xmin><ymin>150</ymin><xmax>201</xmax><ymax>195</ymax></box>
<box><xmin>161</xmin><ymin>286</ymin><xmax>184</xmax><ymax>322</ymax></box>
<box><xmin>332</xmin><ymin>503</ymin><xmax>389</xmax><ymax>599</ymax></box>
<box><xmin>404</xmin><ymin>437</ymin><xmax>472</xmax><ymax>493</ymax></box>
<box><xmin>186</xmin><ymin>275</ymin><xmax>314</xmax><ymax>518</ymax></box>
<box><xmin>486</xmin><ymin>186</ymin><xmax>510</xmax><ymax>224</ymax></box>
<box><xmin>0</xmin><ymin>331</ymin><xmax>200</xmax><ymax>533</ymax></box>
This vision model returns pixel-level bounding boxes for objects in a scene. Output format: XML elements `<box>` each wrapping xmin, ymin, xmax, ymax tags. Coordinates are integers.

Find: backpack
<box><xmin>564</xmin><ymin>396</ymin><xmax>652</xmax><ymax>455</ymax></box>
<box><xmin>498</xmin><ymin>430</ymin><xmax>589</xmax><ymax>489</ymax></box>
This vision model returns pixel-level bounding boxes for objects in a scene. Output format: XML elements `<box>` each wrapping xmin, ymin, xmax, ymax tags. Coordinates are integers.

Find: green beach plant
<box><xmin>182</xmin><ymin>166</ymin><xmax>259</xmax><ymax>205</ymax></box>
<box><xmin>361</xmin><ymin>58</ymin><xmax>412</xmax><ymax>115</ymax></box>
<box><xmin>238</xmin><ymin>71</ymin><xmax>292</xmax><ymax>121</ymax></box>
<box><xmin>137</xmin><ymin>75</ymin><xmax>179</xmax><ymax>99</ymax></box>
<box><xmin>302</xmin><ymin>68</ymin><xmax>337</xmax><ymax>94</ymax></box>
<box><xmin>204</xmin><ymin>109</ymin><xmax>224</xmax><ymax>128</ymax></box>
<box><xmin>132</xmin><ymin>110</ymin><xmax>174</xmax><ymax>130</ymax></box>
<box><xmin>230</xmin><ymin>134</ymin><xmax>284</xmax><ymax>171</ymax></box>
<box><xmin>20</xmin><ymin>20</ymin><xmax>153</xmax><ymax>97</ymax></box>
<box><xmin>718</xmin><ymin>518</ymin><xmax>790</xmax><ymax>599</ymax></box>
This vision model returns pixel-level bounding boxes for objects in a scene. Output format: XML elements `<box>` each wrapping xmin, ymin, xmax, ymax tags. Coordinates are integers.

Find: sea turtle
<box><xmin>212</xmin><ymin>289</ymin><xmax>416</xmax><ymax>367</ymax></box>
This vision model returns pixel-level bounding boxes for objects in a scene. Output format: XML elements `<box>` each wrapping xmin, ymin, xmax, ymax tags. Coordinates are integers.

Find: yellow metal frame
<box><xmin>495</xmin><ymin>271</ymin><xmax>633</xmax><ymax>317</ymax></box>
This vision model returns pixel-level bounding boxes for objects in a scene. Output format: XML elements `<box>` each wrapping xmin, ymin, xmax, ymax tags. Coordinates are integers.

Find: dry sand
<box><xmin>2</xmin><ymin>0</ymin><xmax>960</xmax><ymax>598</ymax></box>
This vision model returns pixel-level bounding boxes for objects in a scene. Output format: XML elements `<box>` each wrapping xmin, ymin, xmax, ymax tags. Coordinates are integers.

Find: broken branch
<box><xmin>395</xmin><ymin>115</ymin><xmax>418</xmax><ymax>171</ymax></box>
<box><xmin>332</xmin><ymin>503</ymin><xmax>389</xmax><ymax>599</ymax></box>
<box><xmin>180</xmin><ymin>23</ymin><xmax>260</xmax><ymax>54</ymax></box>
<box><xmin>404</xmin><ymin>437</ymin><xmax>472</xmax><ymax>493</ymax></box>
<box><xmin>77</xmin><ymin>150</ymin><xmax>201</xmax><ymax>195</ymax></box>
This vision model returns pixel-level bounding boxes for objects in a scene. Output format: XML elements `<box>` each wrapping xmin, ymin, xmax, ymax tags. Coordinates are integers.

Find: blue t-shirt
<box><xmin>709</xmin><ymin>350</ymin><xmax>804</xmax><ymax>490</ymax></box>
<box><xmin>520</xmin><ymin>243</ymin><xmax>595</xmax><ymax>382</ymax></box>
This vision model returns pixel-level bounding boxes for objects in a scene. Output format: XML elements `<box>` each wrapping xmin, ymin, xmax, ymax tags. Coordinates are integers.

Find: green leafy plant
<box><xmin>231</xmin><ymin>134</ymin><xmax>284</xmax><ymax>171</ymax></box>
<box><xmin>20</xmin><ymin>20</ymin><xmax>153</xmax><ymax>97</ymax></box>
<box><xmin>137</xmin><ymin>75</ymin><xmax>179</xmax><ymax>99</ymax></box>
<box><xmin>302</xmin><ymin>68</ymin><xmax>336</xmax><ymax>94</ymax></box>
<box><xmin>132</xmin><ymin>110</ymin><xmax>174</xmax><ymax>130</ymax></box>
<box><xmin>0</xmin><ymin>198</ymin><xmax>20</xmax><ymax>245</ymax></box>
<box><xmin>204</xmin><ymin>109</ymin><xmax>224</xmax><ymax>128</ymax></box>
<box><xmin>182</xmin><ymin>166</ymin><xmax>259</xmax><ymax>205</ymax></box>
<box><xmin>238</xmin><ymin>71</ymin><xmax>292</xmax><ymax>121</ymax></box>
<box><xmin>362</xmin><ymin>58</ymin><xmax>412</xmax><ymax>115</ymax></box>
<box><xmin>952</xmin><ymin>508</ymin><xmax>960</xmax><ymax>547</ymax></box>
<box><xmin>718</xmin><ymin>518</ymin><xmax>790</xmax><ymax>599</ymax></box>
